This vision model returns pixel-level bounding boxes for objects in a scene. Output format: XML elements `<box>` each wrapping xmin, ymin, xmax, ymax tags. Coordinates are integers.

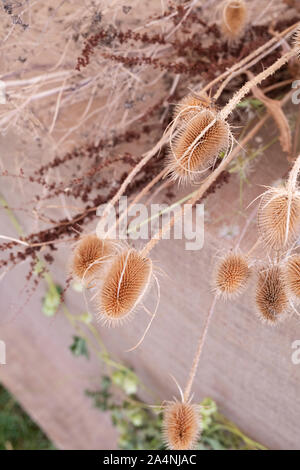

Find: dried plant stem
<box><xmin>108</xmin><ymin>168</ymin><xmax>167</xmax><ymax>236</ymax></box>
<box><xmin>246</xmin><ymin>239</ymin><xmax>261</xmax><ymax>258</ymax></box>
<box><xmin>101</xmin><ymin>129</ymin><xmax>171</xmax><ymax>227</ymax></box>
<box><xmin>183</xmin><ymin>296</ymin><xmax>217</xmax><ymax>403</ymax></box>
<box><xmin>202</xmin><ymin>21</ymin><xmax>300</xmax><ymax>97</ymax></box>
<box><xmin>219</xmin><ymin>50</ymin><xmax>295</xmax><ymax>121</ymax></box>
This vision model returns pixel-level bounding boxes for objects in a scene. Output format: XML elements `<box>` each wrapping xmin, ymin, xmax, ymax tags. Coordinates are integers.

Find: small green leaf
<box><xmin>42</xmin><ymin>284</ymin><xmax>62</xmax><ymax>316</ymax></box>
<box><xmin>69</xmin><ymin>336</ymin><xmax>89</xmax><ymax>359</ymax></box>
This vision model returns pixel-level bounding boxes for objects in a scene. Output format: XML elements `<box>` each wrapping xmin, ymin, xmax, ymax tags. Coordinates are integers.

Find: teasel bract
<box><xmin>95</xmin><ymin>247</ymin><xmax>153</xmax><ymax>326</ymax></box>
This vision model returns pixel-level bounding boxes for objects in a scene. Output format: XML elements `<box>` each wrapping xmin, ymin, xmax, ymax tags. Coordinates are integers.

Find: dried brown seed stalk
<box><xmin>163</xmin><ymin>401</ymin><xmax>201</xmax><ymax>450</ymax></box>
<box><xmin>255</xmin><ymin>265</ymin><xmax>289</xmax><ymax>324</ymax></box>
<box><xmin>96</xmin><ymin>248</ymin><xmax>152</xmax><ymax>326</ymax></box>
<box><xmin>221</xmin><ymin>0</ymin><xmax>248</xmax><ymax>41</ymax></box>
<box><xmin>213</xmin><ymin>251</ymin><xmax>250</xmax><ymax>299</ymax></box>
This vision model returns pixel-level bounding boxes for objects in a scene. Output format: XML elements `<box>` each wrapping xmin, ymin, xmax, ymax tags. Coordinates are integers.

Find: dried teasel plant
<box><xmin>162</xmin><ymin>400</ymin><xmax>201</xmax><ymax>450</ymax></box>
<box><xmin>173</xmin><ymin>91</ymin><xmax>214</xmax><ymax>123</ymax></box>
<box><xmin>167</xmin><ymin>109</ymin><xmax>231</xmax><ymax>183</ymax></box>
<box><xmin>70</xmin><ymin>234</ymin><xmax>115</xmax><ymax>285</ymax></box>
<box><xmin>94</xmin><ymin>247</ymin><xmax>153</xmax><ymax>327</ymax></box>
<box><xmin>257</xmin><ymin>155</ymin><xmax>300</xmax><ymax>251</ymax></box>
<box><xmin>285</xmin><ymin>254</ymin><xmax>300</xmax><ymax>300</ymax></box>
<box><xmin>221</xmin><ymin>0</ymin><xmax>248</xmax><ymax>41</ymax></box>
<box><xmin>213</xmin><ymin>250</ymin><xmax>251</xmax><ymax>299</ymax></box>
<box><xmin>255</xmin><ymin>264</ymin><xmax>290</xmax><ymax>325</ymax></box>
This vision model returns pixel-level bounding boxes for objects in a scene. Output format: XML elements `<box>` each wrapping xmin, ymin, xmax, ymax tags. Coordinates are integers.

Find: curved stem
<box><xmin>183</xmin><ymin>296</ymin><xmax>217</xmax><ymax>402</ymax></box>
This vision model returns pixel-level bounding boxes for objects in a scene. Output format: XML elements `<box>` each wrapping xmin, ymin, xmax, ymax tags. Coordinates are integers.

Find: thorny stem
<box><xmin>219</xmin><ymin>50</ymin><xmax>295</xmax><ymax>121</ymax></box>
<box><xmin>183</xmin><ymin>296</ymin><xmax>217</xmax><ymax>403</ymax></box>
<box><xmin>287</xmin><ymin>154</ymin><xmax>300</xmax><ymax>192</ymax></box>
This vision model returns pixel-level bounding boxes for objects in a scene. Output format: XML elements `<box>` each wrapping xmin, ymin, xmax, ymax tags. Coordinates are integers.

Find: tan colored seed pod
<box><xmin>167</xmin><ymin>110</ymin><xmax>230</xmax><ymax>182</ymax></box>
<box><xmin>255</xmin><ymin>265</ymin><xmax>289</xmax><ymax>325</ymax></box>
<box><xmin>285</xmin><ymin>254</ymin><xmax>300</xmax><ymax>298</ymax></box>
<box><xmin>174</xmin><ymin>92</ymin><xmax>212</xmax><ymax>122</ymax></box>
<box><xmin>213</xmin><ymin>251</ymin><xmax>250</xmax><ymax>299</ymax></box>
<box><xmin>71</xmin><ymin>234</ymin><xmax>114</xmax><ymax>284</ymax></box>
<box><xmin>294</xmin><ymin>26</ymin><xmax>300</xmax><ymax>55</ymax></box>
<box><xmin>257</xmin><ymin>187</ymin><xmax>300</xmax><ymax>251</ymax></box>
<box><xmin>221</xmin><ymin>0</ymin><xmax>247</xmax><ymax>41</ymax></box>
<box><xmin>163</xmin><ymin>401</ymin><xmax>201</xmax><ymax>450</ymax></box>
<box><xmin>96</xmin><ymin>248</ymin><xmax>152</xmax><ymax>326</ymax></box>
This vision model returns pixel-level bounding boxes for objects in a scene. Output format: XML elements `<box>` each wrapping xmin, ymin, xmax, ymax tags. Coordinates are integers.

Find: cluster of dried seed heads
<box><xmin>163</xmin><ymin>401</ymin><xmax>201</xmax><ymax>450</ymax></box>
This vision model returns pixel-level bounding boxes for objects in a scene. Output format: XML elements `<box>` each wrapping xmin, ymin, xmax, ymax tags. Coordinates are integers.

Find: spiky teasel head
<box><xmin>95</xmin><ymin>248</ymin><xmax>152</xmax><ymax>326</ymax></box>
<box><xmin>173</xmin><ymin>92</ymin><xmax>213</xmax><ymax>122</ymax></box>
<box><xmin>167</xmin><ymin>109</ymin><xmax>230</xmax><ymax>183</ymax></box>
<box><xmin>285</xmin><ymin>254</ymin><xmax>300</xmax><ymax>298</ymax></box>
<box><xmin>255</xmin><ymin>264</ymin><xmax>289</xmax><ymax>325</ymax></box>
<box><xmin>213</xmin><ymin>251</ymin><xmax>250</xmax><ymax>299</ymax></box>
<box><xmin>162</xmin><ymin>401</ymin><xmax>201</xmax><ymax>450</ymax></box>
<box><xmin>257</xmin><ymin>186</ymin><xmax>300</xmax><ymax>251</ymax></box>
<box><xmin>71</xmin><ymin>234</ymin><xmax>115</xmax><ymax>285</ymax></box>
<box><xmin>293</xmin><ymin>26</ymin><xmax>300</xmax><ymax>57</ymax></box>
<box><xmin>221</xmin><ymin>0</ymin><xmax>248</xmax><ymax>41</ymax></box>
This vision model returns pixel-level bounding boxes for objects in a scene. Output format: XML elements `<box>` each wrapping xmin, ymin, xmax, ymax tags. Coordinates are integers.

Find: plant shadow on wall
<box><xmin>1</xmin><ymin>0</ymin><xmax>300</xmax><ymax>451</ymax></box>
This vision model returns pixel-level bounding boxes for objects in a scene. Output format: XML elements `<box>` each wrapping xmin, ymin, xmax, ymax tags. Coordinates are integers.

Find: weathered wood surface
<box><xmin>1</xmin><ymin>121</ymin><xmax>300</xmax><ymax>450</ymax></box>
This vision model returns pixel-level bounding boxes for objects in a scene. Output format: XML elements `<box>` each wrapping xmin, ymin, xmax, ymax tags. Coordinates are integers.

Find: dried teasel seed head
<box><xmin>255</xmin><ymin>265</ymin><xmax>289</xmax><ymax>325</ymax></box>
<box><xmin>213</xmin><ymin>251</ymin><xmax>250</xmax><ymax>299</ymax></box>
<box><xmin>285</xmin><ymin>254</ymin><xmax>300</xmax><ymax>298</ymax></box>
<box><xmin>257</xmin><ymin>187</ymin><xmax>300</xmax><ymax>251</ymax></box>
<box><xmin>173</xmin><ymin>92</ymin><xmax>212</xmax><ymax>122</ymax></box>
<box><xmin>163</xmin><ymin>402</ymin><xmax>201</xmax><ymax>450</ymax></box>
<box><xmin>167</xmin><ymin>110</ymin><xmax>230</xmax><ymax>183</ymax></box>
<box><xmin>96</xmin><ymin>248</ymin><xmax>152</xmax><ymax>326</ymax></box>
<box><xmin>71</xmin><ymin>234</ymin><xmax>114</xmax><ymax>284</ymax></box>
<box><xmin>293</xmin><ymin>26</ymin><xmax>300</xmax><ymax>56</ymax></box>
<box><xmin>221</xmin><ymin>0</ymin><xmax>247</xmax><ymax>41</ymax></box>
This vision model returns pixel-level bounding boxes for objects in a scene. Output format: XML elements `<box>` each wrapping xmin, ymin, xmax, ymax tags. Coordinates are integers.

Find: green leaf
<box><xmin>69</xmin><ymin>336</ymin><xmax>89</xmax><ymax>359</ymax></box>
<box><xmin>42</xmin><ymin>284</ymin><xmax>62</xmax><ymax>317</ymax></box>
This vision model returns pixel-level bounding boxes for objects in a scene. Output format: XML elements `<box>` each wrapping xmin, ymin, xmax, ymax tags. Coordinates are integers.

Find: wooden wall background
<box><xmin>1</xmin><ymin>119</ymin><xmax>300</xmax><ymax>450</ymax></box>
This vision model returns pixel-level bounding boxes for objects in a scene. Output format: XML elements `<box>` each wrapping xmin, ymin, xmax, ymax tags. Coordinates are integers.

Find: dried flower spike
<box><xmin>255</xmin><ymin>265</ymin><xmax>289</xmax><ymax>324</ymax></box>
<box><xmin>163</xmin><ymin>401</ymin><xmax>201</xmax><ymax>450</ymax></box>
<box><xmin>285</xmin><ymin>254</ymin><xmax>300</xmax><ymax>298</ymax></box>
<box><xmin>221</xmin><ymin>0</ymin><xmax>247</xmax><ymax>41</ymax></box>
<box><xmin>71</xmin><ymin>234</ymin><xmax>114</xmax><ymax>284</ymax></box>
<box><xmin>96</xmin><ymin>248</ymin><xmax>152</xmax><ymax>326</ymax></box>
<box><xmin>167</xmin><ymin>110</ymin><xmax>230</xmax><ymax>182</ymax></box>
<box><xmin>213</xmin><ymin>251</ymin><xmax>250</xmax><ymax>298</ymax></box>
<box><xmin>257</xmin><ymin>187</ymin><xmax>300</xmax><ymax>251</ymax></box>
